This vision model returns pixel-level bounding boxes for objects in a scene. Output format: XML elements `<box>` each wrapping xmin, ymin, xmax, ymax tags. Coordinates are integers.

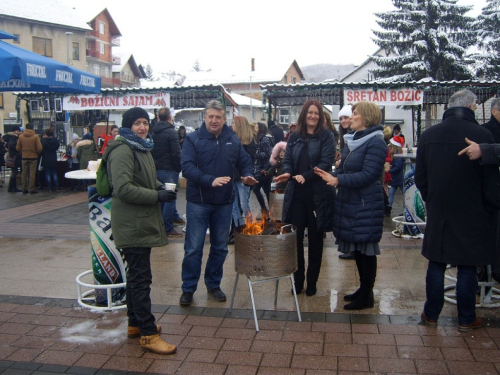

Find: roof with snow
<box><xmin>228</xmin><ymin>92</ymin><xmax>264</xmax><ymax>108</ymax></box>
<box><xmin>111</xmin><ymin>53</ymin><xmax>144</xmax><ymax>78</ymax></box>
<box><xmin>78</xmin><ymin>7</ymin><xmax>121</xmax><ymax>36</ymax></box>
<box><xmin>0</xmin><ymin>0</ymin><xmax>92</xmax><ymax>31</ymax></box>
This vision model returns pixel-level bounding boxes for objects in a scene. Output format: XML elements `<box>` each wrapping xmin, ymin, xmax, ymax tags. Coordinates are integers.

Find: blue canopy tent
<box><xmin>0</xmin><ymin>38</ymin><xmax>101</xmax><ymax>94</ymax></box>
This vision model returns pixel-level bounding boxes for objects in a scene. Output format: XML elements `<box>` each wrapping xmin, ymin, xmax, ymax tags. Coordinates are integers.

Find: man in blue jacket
<box><xmin>180</xmin><ymin>100</ymin><xmax>257</xmax><ymax>306</ymax></box>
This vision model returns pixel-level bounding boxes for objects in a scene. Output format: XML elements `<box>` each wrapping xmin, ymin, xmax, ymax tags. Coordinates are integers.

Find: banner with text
<box><xmin>63</xmin><ymin>92</ymin><xmax>171</xmax><ymax>110</ymax></box>
<box><xmin>344</xmin><ymin>89</ymin><xmax>423</xmax><ymax>106</ymax></box>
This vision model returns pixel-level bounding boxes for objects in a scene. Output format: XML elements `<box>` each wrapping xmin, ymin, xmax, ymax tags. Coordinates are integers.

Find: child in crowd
<box><xmin>262</xmin><ymin>141</ymin><xmax>287</xmax><ymax>192</ymax></box>
<box><xmin>386</xmin><ymin>136</ymin><xmax>405</xmax><ymax>217</ymax></box>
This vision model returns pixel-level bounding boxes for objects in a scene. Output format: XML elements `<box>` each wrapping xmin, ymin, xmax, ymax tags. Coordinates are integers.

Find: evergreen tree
<box><xmin>371</xmin><ymin>0</ymin><xmax>477</xmax><ymax>81</ymax></box>
<box><xmin>144</xmin><ymin>63</ymin><xmax>155</xmax><ymax>81</ymax></box>
<box><xmin>472</xmin><ymin>0</ymin><xmax>500</xmax><ymax>79</ymax></box>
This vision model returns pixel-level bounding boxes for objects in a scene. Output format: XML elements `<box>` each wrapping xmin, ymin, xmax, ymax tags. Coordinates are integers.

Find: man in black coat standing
<box><xmin>268</xmin><ymin>120</ymin><xmax>284</xmax><ymax>143</ymax></box>
<box><xmin>151</xmin><ymin>107</ymin><xmax>184</xmax><ymax>236</ymax></box>
<box><xmin>415</xmin><ymin>89</ymin><xmax>500</xmax><ymax>332</ymax></box>
<box><xmin>481</xmin><ymin>98</ymin><xmax>500</xmax><ymax>142</ymax></box>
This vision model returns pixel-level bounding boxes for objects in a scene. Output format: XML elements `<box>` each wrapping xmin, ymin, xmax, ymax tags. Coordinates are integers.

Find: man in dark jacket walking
<box><xmin>151</xmin><ymin>107</ymin><xmax>183</xmax><ymax>236</ymax></box>
<box><xmin>40</xmin><ymin>129</ymin><xmax>60</xmax><ymax>191</ymax></box>
<box><xmin>179</xmin><ymin>100</ymin><xmax>257</xmax><ymax>306</ymax></box>
<box><xmin>268</xmin><ymin>120</ymin><xmax>284</xmax><ymax>143</ymax></box>
<box><xmin>415</xmin><ymin>89</ymin><xmax>500</xmax><ymax>332</ymax></box>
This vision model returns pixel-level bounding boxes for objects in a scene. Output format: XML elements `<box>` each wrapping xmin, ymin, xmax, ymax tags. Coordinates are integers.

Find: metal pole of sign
<box><xmin>106</xmin><ymin>109</ymin><xmax>109</xmax><ymax>135</ymax></box>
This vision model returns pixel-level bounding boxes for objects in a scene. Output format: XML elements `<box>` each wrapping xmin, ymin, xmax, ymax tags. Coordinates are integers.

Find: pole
<box><xmin>65</xmin><ymin>32</ymin><xmax>73</xmax><ymax>65</ymax></box>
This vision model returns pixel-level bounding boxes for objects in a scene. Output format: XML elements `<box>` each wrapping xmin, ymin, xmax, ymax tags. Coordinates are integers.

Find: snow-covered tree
<box><xmin>371</xmin><ymin>0</ymin><xmax>477</xmax><ymax>81</ymax></box>
<box><xmin>472</xmin><ymin>0</ymin><xmax>500</xmax><ymax>79</ymax></box>
<box><xmin>143</xmin><ymin>63</ymin><xmax>155</xmax><ymax>81</ymax></box>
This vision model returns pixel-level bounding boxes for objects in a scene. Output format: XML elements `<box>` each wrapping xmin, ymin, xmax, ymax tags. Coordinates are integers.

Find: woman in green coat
<box><xmin>105</xmin><ymin>107</ymin><xmax>176</xmax><ymax>355</ymax></box>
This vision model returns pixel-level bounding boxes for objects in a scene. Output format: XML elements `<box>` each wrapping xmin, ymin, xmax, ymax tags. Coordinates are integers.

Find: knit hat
<box><xmin>122</xmin><ymin>107</ymin><xmax>150</xmax><ymax>129</ymax></box>
<box><xmin>390</xmin><ymin>136</ymin><xmax>404</xmax><ymax>148</ymax></box>
<box><xmin>72</xmin><ymin>133</ymin><xmax>80</xmax><ymax>141</ymax></box>
<box><xmin>338</xmin><ymin>105</ymin><xmax>352</xmax><ymax>119</ymax></box>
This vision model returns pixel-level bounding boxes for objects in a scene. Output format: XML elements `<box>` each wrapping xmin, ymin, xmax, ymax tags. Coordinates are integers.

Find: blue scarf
<box><xmin>344</xmin><ymin>127</ymin><xmax>384</xmax><ymax>152</ymax></box>
<box><xmin>118</xmin><ymin>127</ymin><xmax>154</xmax><ymax>152</ymax></box>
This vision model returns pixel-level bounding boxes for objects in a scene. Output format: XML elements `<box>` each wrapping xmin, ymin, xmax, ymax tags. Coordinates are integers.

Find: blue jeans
<box><xmin>388</xmin><ymin>185</ymin><xmax>403</xmax><ymax>207</ymax></box>
<box><xmin>44</xmin><ymin>166</ymin><xmax>59</xmax><ymax>190</ymax></box>
<box><xmin>182</xmin><ymin>201</ymin><xmax>232</xmax><ymax>292</ymax></box>
<box><xmin>231</xmin><ymin>180</ymin><xmax>251</xmax><ymax>227</ymax></box>
<box><xmin>424</xmin><ymin>260</ymin><xmax>477</xmax><ymax>325</ymax></box>
<box><xmin>156</xmin><ymin>170</ymin><xmax>180</xmax><ymax>232</ymax></box>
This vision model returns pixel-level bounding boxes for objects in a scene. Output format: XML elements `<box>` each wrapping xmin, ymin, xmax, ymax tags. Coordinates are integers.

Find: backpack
<box><xmin>96</xmin><ymin>139</ymin><xmax>136</xmax><ymax>197</ymax></box>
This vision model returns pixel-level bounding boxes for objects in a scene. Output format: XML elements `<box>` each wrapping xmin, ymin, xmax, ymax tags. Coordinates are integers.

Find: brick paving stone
<box><xmin>283</xmin><ymin>330</ymin><xmax>324</xmax><ymax>343</ymax></box>
<box><xmin>187</xmin><ymin>325</ymin><xmax>217</xmax><ymax>337</ymax></box>
<box><xmin>351</xmin><ymin>323</ymin><xmax>379</xmax><ymax>334</ymax></box>
<box><xmin>220</xmin><ymin>318</ymin><xmax>249</xmax><ymax>329</ymax></box>
<box><xmin>101</xmin><ymin>355</ymin><xmax>154</xmax><ymax>372</ymax></box>
<box><xmin>0</xmin><ymin>333</ymin><xmax>22</xmax><ymax>345</ymax></box>
<box><xmin>0</xmin><ymin>311</ymin><xmax>16</xmax><ymax>322</ymax></box>
<box><xmin>0</xmin><ymin>303</ymin><xmax>18</xmax><ymax>312</ymax></box>
<box><xmin>252</xmin><ymin>320</ymin><xmax>286</xmax><ymax>331</ymax></box>
<box><xmin>338</xmin><ymin>356</ymin><xmax>369</xmax><ymax>372</ymax></box>
<box><xmin>221</xmin><ymin>338</ymin><xmax>252</xmax><ymax>352</ymax></box>
<box><xmin>397</xmin><ymin>345</ymin><xmax>443</xmax><ymax>360</ymax></box>
<box><xmin>324</xmin><ymin>343</ymin><xmax>368</xmax><ymax>358</ymax></box>
<box><xmin>176</xmin><ymin>361</ymin><xmax>227</xmax><ymax>374</ymax></box>
<box><xmin>108</xmin><ymin>343</ymin><xmax>145</xmax><ymax>358</ymax></box>
<box><xmin>378</xmin><ymin>324</ymin><xmax>419</xmax><ymax>335</ymax></box>
<box><xmin>11</xmin><ymin>305</ymin><xmax>52</xmax><ymax>315</ymax></box>
<box><xmin>215</xmin><ymin>327</ymin><xmax>256</xmax><ymax>340</ymax></box>
<box><xmin>290</xmin><ymin>354</ymin><xmax>337</xmax><ymax>371</ymax></box>
<box><xmin>352</xmin><ymin>332</ymin><xmax>396</xmax><ymax>345</ymax></box>
<box><xmin>224</xmin><ymin>364</ymin><xmax>258</xmax><ymax>375</ymax></box>
<box><xmin>0</xmin><ymin>345</ymin><xmax>18</xmax><ymax>360</ymax></box>
<box><xmin>293</xmin><ymin>342</ymin><xmax>324</xmax><ymax>356</ymax></box>
<box><xmin>215</xmin><ymin>350</ymin><xmax>262</xmax><ymax>366</ymax></box>
<box><xmin>145</xmin><ymin>359</ymin><xmax>182</xmax><ymax>374</ymax></box>
<box><xmin>179</xmin><ymin>336</ymin><xmax>225</xmax><ymax>350</ymax></box>
<box><xmin>11</xmin><ymin>335</ymin><xmax>55</xmax><ymax>350</ymax></box>
<box><xmin>440</xmin><ymin>347</ymin><xmax>475</xmax><ymax>361</ymax></box>
<box><xmin>395</xmin><ymin>333</ymin><xmax>425</xmax><ymax>346</ymax></box>
<box><xmin>464</xmin><ymin>336</ymin><xmax>498</xmax><ymax>350</ymax></box>
<box><xmin>305</xmin><ymin>370</ymin><xmax>336</xmax><ymax>375</ymax></box>
<box><xmin>157</xmin><ymin>314</ymin><xmax>187</xmax><ymax>325</ymax></box>
<box><xmin>156</xmin><ymin>322</ymin><xmax>192</xmax><ymax>336</ymax></box>
<box><xmin>71</xmin><ymin>342</ymin><xmax>122</xmax><ymax>356</ymax></box>
<box><xmin>324</xmin><ymin>332</ymin><xmax>352</xmax><ymax>344</ymax></box>
<box><xmin>0</xmin><ymin>322</ymin><xmax>37</xmax><ymax>335</ymax></box>
<box><xmin>284</xmin><ymin>321</ymin><xmax>312</xmax><ymax>332</ymax></box>
<box><xmin>414</xmin><ymin>359</ymin><xmax>450</xmax><ymax>374</ymax></box>
<box><xmin>249</xmin><ymin>340</ymin><xmax>294</xmax><ymax>354</ymax></box>
<box><xmin>369</xmin><ymin>357</ymin><xmax>416</xmax><ymax>373</ymax></box>
<box><xmin>422</xmin><ymin>335</ymin><xmax>468</xmax><ymax>348</ymax></box>
<box><xmin>34</xmin><ymin>349</ymin><xmax>84</xmax><ymax>366</ymax></box>
<box><xmin>5</xmin><ymin>348</ymin><xmax>43</xmax><ymax>362</ymax></box>
<box><xmin>24</xmin><ymin>325</ymin><xmax>59</xmax><ymax>338</ymax></box>
<box><xmin>368</xmin><ymin>344</ymin><xmax>398</xmax><ymax>358</ymax></box>
<box><xmin>471</xmin><ymin>348</ymin><xmax>500</xmax><ymax>363</ymax></box>
<box><xmin>257</xmin><ymin>367</ymin><xmax>305</xmax><ymax>375</ymax></box>
<box><xmin>311</xmin><ymin>322</ymin><xmax>351</xmax><ymax>333</ymax></box>
<box><xmin>73</xmin><ymin>353</ymin><xmax>111</xmax><ymax>368</ymax></box>
<box><xmin>142</xmin><ymin>347</ymin><xmax>188</xmax><ymax>361</ymax></box>
<box><xmin>260</xmin><ymin>353</ymin><xmax>292</xmax><ymax>368</ymax></box>
<box><xmin>446</xmin><ymin>360</ymin><xmax>498</xmax><ymax>375</ymax></box>
<box><xmin>418</xmin><ymin>325</ymin><xmax>448</xmax><ymax>336</ymax></box>
<box><xmin>184</xmin><ymin>348</ymin><xmax>218</xmax><ymax>363</ymax></box>
<box><xmin>486</xmin><ymin>327</ymin><xmax>500</xmax><ymax>337</ymax></box>
<box><xmin>183</xmin><ymin>315</ymin><xmax>223</xmax><ymax>327</ymax></box>
<box><xmin>254</xmin><ymin>330</ymin><xmax>283</xmax><ymax>341</ymax></box>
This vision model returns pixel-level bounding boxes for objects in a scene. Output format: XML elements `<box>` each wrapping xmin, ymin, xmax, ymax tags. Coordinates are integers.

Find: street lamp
<box><xmin>65</xmin><ymin>32</ymin><xmax>73</xmax><ymax>65</ymax></box>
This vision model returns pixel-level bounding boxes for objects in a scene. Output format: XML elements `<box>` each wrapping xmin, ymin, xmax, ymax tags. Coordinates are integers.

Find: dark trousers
<box><xmin>288</xmin><ymin>191</ymin><xmax>323</xmax><ymax>287</ymax></box>
<box><xmin>8</xmin><ymin>166</ymin><xmax>19</xmax><ymax>190</ymax></box>
<box><xmin>122</xmin><ymin>247</ymin><xmax>158</xmax><ymax>336</ymax></box>
<box><xmin>252</xmin><ymin>174</ymin><xmax>272</xmax><ymax>210</ymax></box>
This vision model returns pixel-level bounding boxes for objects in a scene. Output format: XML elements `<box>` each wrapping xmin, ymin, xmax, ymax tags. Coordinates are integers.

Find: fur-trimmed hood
<box><xmin>269</xmin><ymin>141</ymin><xmax>287</xmax><ymax>166</ymax></box>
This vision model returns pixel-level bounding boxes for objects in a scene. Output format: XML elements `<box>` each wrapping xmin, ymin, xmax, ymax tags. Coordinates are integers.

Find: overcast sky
<box><xmin>67</xmin><ymin>0</ymin><xmax>487</xmax><ymax>77</ymax></box>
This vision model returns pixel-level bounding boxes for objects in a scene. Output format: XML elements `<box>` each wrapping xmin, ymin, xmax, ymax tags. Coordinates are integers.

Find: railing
<box><xmin>111</xmin><ymin>37</ymin><xmax>120</xmax><ymax>46</ymax></box>
<box><xmin>112</xmin><ymin>55</ymin><xmax>121</xmax><ymax>65</ymax></box>
<box><xmin>101</xmin><ymin>77</ymin><xmax>121</xmax><ymax>86</ymax></box>
<box><xmin>86</xmin><ymin>49</ymin><xmax>100</xmax><ymax>59</ymax></box>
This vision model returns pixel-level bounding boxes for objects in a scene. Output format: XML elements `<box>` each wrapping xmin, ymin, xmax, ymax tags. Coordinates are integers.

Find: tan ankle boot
<box><xmin>140</xmin><ymin>334</ymin><xmax>176</xmax><ymax>354</ymax></box>
<box><xmin>127</xmin><ymin>324</ymin><xmax>162</xmax><ymax>339</ymax></box>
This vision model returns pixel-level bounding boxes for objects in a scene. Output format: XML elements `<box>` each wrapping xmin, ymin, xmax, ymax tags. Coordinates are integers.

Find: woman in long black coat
<box><xmin>274</xmin><ymin>99</ymin><xmax>336</xmax><ymax>296</ymax></box>
<box><xmin>315</xmin><ymin>101</ymin><xmax>386</xmax><ymax>310</ymax></box>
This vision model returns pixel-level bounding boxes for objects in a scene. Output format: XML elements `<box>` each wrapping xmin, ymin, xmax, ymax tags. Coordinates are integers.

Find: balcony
<box><xmin>112</xmin><ymin>55</ymin><xmax>121</xmax><ymax>65</ymax></box>
<box><xmin>85</xmin><ymin>31</ymin><xmax>99</xmax><ymax>40</ymax></box>
<box><xmin>86</xmin><ymin>49</ymin><xmax>100</xmax><ymax>59</ymax></box>
<box><xmin>101</xmin><ymin>77</ymin><xmax>121</xmax><ymax>87</ymax></box>
<box><xmin>111</xmin><ymin>37</ymin><xmax>120</xmax><ymax>46</ymax></box>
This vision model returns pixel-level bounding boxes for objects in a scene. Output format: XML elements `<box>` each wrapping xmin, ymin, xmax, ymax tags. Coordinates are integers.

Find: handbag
<box><xmin>5</xmin><ymin>154</ymin><xmax>16</xmax><ymax>168</ymax></box>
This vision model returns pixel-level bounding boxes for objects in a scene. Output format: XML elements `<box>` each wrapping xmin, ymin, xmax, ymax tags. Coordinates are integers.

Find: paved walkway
<box><xmin>1</xmin><ymin>180</ymin><xmax>500</xmax><ymax>374</ymax></box>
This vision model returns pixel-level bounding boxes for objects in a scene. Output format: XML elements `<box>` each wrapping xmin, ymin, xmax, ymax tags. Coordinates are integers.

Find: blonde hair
<box><xmin>389</xmin><ymin>144</ymin><xmax>402</xmax><ymax>159</ymax></box>
<box><xmin>232</xmin><ymin>116</ymin><xmax>256</xmax><ymax>145</ymax></box>
<box><xmin>351</xmin><ymin>102</ymin><xmax>382</xmax><ymax>127</ymax></box>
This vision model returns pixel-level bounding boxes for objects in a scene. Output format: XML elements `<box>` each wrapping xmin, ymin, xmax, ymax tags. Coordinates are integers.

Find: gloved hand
<box><xmin>158</xmin><ymin>190</ymin><xmax>176</xmax><ymax>202</ymax></box>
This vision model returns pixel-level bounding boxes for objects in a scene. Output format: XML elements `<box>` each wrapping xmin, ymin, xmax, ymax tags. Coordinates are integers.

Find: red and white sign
<box><xmin>63</xmin><ymin>92</ymin><xmax>171</xmax><ymax>110</ymax></box>
<box><xmin>344</xmin><ymin>89</ymin><xmax>423</xmax><ymax>105</ymax></box>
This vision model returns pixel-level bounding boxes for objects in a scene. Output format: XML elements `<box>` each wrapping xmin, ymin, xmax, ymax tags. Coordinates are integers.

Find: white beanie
<box><xmin>72</xmin><ymin>133</ymin><xmax>80</xmax><ymax>141</ymax></box>
<box><xmin>338</xmin><ymin>105</ymin><xmax>352</xmax><ymax>120</ymax></box>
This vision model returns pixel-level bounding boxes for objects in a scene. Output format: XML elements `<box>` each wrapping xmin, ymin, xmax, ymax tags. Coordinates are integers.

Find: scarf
<box><xmin>344</xmin><ymin>128</ymin><xmax>384</xmax><ymax>152</ymax></box>
<box><xmin>118</xmin><ymin>127</ymin><xmax>154</xmax><ymax>152</ymax></box>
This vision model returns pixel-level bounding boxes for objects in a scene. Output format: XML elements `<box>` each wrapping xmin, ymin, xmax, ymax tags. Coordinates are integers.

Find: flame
<box><xmin>242</xmin><ymin>211</ymin><xmax>269</xmax><ymax>235</ymax></box>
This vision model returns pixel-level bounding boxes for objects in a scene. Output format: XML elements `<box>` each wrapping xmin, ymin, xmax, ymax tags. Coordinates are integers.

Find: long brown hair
<box><xmin>296</xmin><ymin>100</ymin><xmax>325</xmax><ymax>137</ymax></box>
<box><xmin>232</xmin><ymin>116</ymin><xmax>256</xmax><ymax>145</ymax></box>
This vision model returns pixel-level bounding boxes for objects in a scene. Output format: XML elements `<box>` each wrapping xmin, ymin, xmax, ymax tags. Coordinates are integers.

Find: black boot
<box><xmin>344</xmin><ymin>251</ymin><xmax>362</xmax><ymax>301</ymax></box>
<box><xmin>344</xmin><ymin>254</ymin><xmax>376</xmax><ymax>310</ymax></box>
<box><xmin>384</xmin><ymin>206</ymin><xmax>392</xmax><ymax>217</ymax></box>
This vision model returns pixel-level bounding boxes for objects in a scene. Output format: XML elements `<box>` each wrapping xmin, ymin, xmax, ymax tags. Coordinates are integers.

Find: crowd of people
<box><xmin>4</xmin><ymin>89</ymin><xmax>498</xmax><ymax>354</ymax></box>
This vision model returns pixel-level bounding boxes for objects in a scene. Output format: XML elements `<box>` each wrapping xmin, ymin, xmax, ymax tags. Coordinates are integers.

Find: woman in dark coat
<box><xmin>252</xmin><ymin>122</ymin><xmax>274</xmax><ymax>218</ymax></box>
<box><xmin>3</xmin><ymin>127</ymin><xmax>22</xmax><ymax>192</ymax></box>
<box><xmin>41</xmin><ymin>129</ymin><xmax>60</xmax><ymax>191</ymax></box>
<box><xmin>274</xmin><ymin>99</ymin><xmax>336</xmax><ymax>296</ymax></box>
<box><xmin>315</xmin><ymin>101</ymin><xmax>387</xmax><ymax>310</ymax></box>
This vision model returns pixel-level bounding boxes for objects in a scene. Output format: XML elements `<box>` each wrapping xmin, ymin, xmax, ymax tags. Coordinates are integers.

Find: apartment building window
<box><xmin>32</xmin><ymin>36</ymin><xmax>53</xmax><ymax>57</ymax></box>
<box><xmin>99</xmin><ymin>22</ymin><xmax>105</xmax><ymax>34</ymax></box>
<box><xmin>72</xmin><ymin>42</ymin><xmax>79</xmax><ymax>60</ymax></box>
<box><xmin>94</xmin><ymin>64</ymin><xmax>100</xmax><ymax>76</ymax></box>
<box><xmin>13</xmin><ymin>34</ymin><xmax>20</xmax><ymax>43</ymax></box>
<box><xmin>104</xmin><ymin>66</ymin><xmax>110</xmax><ymax>78</ymax></box>
<box><xmin>291</xmin><ymin>76</ymin><xmax>296</xmax><ymax>84</ymax></box>
<box><xmin>100</xmin><ymin>42</ymin><xmax>105</xmax><ymax>54</ymax></box>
